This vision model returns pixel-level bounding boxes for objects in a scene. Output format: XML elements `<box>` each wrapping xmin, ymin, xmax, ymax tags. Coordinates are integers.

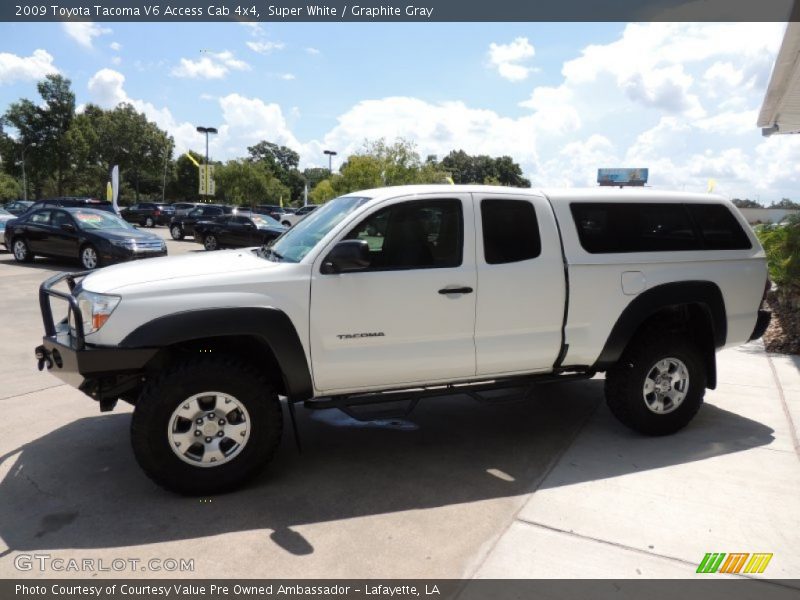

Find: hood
<box><xmin>82</xmin><ymin>249</ymin><xmax>273</xmax><ymax>293</ymax></box>
<box><xmin>90</xmin><ymin>227</ymin><xmax>162</xmax><ymax>242</ymax></box>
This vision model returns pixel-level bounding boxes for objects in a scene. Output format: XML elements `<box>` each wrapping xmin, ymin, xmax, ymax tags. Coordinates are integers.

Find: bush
<box><xmin>755</xmin><ymin>215</ymin><xmax>800</xmax><ymax>308</ymax></box>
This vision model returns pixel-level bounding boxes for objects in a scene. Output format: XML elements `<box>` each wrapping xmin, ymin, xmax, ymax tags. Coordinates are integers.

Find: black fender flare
<box><xmin>120</xmin><ymin>307</ymin><xmax>313</xmax><ymax>401</ymax></box>
<box><xmin>592</xmin><ymin>281</ymin><xmax>726</xmax><ymax>387</ymax></box>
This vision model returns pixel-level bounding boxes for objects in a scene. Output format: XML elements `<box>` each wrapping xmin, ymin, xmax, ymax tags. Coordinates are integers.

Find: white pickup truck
<box><xmin>35</xmin><ymin>185</ymin><xmax>771</xmax><ymax>494</ymax></box>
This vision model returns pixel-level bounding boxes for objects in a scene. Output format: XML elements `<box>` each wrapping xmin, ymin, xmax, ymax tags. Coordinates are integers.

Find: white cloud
<box><xmin>109</xmin><ymin>41</ymin><xmax>122</xmax><ymax>52</ymax></box>
<box><xmin>62</xmin><ymin>22</ymin><xmax>112</xmax><ymax>49</ymax></box>
<box><xmin>280</xmin><ymin>73</ymin><xmax>296</xmax><ymax>80</ymax></box>
<box><xmin>306</xmin><ymin>47</ymin><xmax>320</xmax><ymax>55</ymax></box>
<box><xmin>0</xmin><ymin>49</ymin><xmax>58</xmax><ymax>85</ymax></box>
<box><xmin>246</xmin><ymin>40</ymin><xmax>285</xmax><ymax>54</ymax></box>
<box><xmin>171</xmin><ymin>51</ymin><xmax>250</xmax><ymax>79</ymax></box>
<box><xmin>110</xmin><ymin>56</ymin><xmax>122</xmax><ymax>66</ymax></box>
<box><xmin>488</xmin><ymin>37</ymin><xmax>535</xmax><ymax>82</ymax></box>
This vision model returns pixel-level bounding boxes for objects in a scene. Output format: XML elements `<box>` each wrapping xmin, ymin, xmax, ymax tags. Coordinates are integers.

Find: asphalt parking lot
<box><xmin>0</xmin><ymin>227</ymin><xmax>798</xmax><ymax>582</ymax></box>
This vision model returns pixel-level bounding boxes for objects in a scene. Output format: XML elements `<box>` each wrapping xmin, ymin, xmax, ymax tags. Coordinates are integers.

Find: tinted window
<box><xmin>51</xmin><ymin>211</ymin><xmax>72</xmax><ymax>228</ymax></box>
<box><xmin>481</xmin><ymin>199</ymin><xmax>541</xmax><ymax>264</ymax></box>
<box><xmin>346</xmin><ymin>200</ymin><xmax>462</xmax><ymax>270</ymax></box>
<box><xmin>571</xmin><ymin>203</ymin><xmax>700</xmax><ymax>253</ymax></box>
<box><xmin>203</xmin><ymin>207</ymin><xmax>222</xmax><ymax>216</ymax></box>
<box><xmin>686</xmin><ymin>204</ymin><xmax>751</xmax><ymax>250</ymax></box>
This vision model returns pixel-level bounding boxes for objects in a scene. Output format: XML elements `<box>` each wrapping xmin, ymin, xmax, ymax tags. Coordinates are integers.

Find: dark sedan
<box><xmin>6</xmin><ymin>207</ymin><xmax>166</xmax><ymax>269</ymax></box>
<box><xmin>120</xmin><ymin>202</ymin><xmax>175</xmax><ymax>227</ymax></box>
<box><xmin>193</xmin><ymin>214</ymin><xmax>286</xmax><ymax>251</ymax></box>
<box><xmin>169</xmin><ymin>204</ymin><xmax>236</xmax><ymax>240</ymax></box>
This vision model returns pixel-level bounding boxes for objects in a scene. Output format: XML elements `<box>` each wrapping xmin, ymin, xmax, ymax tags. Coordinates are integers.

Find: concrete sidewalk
<box><xmin>470</xmin><ymin>343</ymin><xmax>800</xmax><ymax>580</ymax></box>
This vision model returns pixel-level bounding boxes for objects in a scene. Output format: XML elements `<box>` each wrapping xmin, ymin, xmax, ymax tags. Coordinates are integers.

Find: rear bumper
<box><xmin>749</xmin><ymin>309</ymin><xmax>772</xmax><ymax>342</ymax></box>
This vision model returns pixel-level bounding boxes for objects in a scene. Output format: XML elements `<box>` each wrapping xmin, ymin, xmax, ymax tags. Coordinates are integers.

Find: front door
<box><xmin>310</xmin><ymin>195</ymin><xmax>477</xmax><ymax>393</ymax></box>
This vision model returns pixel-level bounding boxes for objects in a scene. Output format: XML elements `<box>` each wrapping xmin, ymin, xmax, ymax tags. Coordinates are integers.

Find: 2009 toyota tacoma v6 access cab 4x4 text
<box><xmin>34</xmin><ymin>185</ymin><xmax>771</xmax><ymax>494</ymax></box>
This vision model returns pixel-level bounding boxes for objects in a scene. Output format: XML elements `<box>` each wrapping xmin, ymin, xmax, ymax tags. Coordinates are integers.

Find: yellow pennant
<box><xmin>185</xmin><ymin>152</ymin><xmax>201</xmax><ymax>168</ymax></box>
<box><xmin>707</xmin><ymin>178</ymin><xmax>717</xmax><ymax>193</ymax></box>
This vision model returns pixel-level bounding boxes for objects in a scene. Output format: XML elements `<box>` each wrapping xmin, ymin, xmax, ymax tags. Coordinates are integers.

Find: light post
<box><xmin>323</xmin><ymin>149</ymin><xmax>337</xmax><ymax>173</ymax></box>
<box><xmin>196</xmin><ymin>126</ymin><xmax>218</xmax><ymax>166</ymax></box>
<box><xmin>20</xmin><ymin>141</ymin><xmax>36</xmax><ymax>201</ymax></box>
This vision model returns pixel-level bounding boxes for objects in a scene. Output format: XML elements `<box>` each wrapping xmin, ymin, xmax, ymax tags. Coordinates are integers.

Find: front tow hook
<box><xmin>35</xmin><ymin>345</ymin><xmax>52</xmax><ymax>371</ymax></box>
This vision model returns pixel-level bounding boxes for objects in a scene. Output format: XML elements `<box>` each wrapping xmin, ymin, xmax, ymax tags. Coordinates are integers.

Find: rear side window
<box><xmin>570</xmin><ymin>203</ymin><xmax>700</xmax><ymax>253</ymax></box>
<box><xmin>686</xmin><ymin>204</ymin><xmax>751</xmax><ymax>250</ymax></box>
<box><xmin>481</xmin><ymin>199</ymin><xmax>541</xmax><ymax>264</ymax></box>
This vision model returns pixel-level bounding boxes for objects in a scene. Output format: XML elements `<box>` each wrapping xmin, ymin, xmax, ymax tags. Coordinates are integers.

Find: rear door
<box><xmin>25</xmin><ymin>210</ymin><xmax>52</xmax><ymax>253</ymax></box>
<box><xmin>310</xmin><ymin>194</ymin><xmax>477</xmax><ymax>393</ymax></box>
<box><xmin>473</xmin><ymin>193</ymin><xmax>566</xmax><ymax>375</ymax></box>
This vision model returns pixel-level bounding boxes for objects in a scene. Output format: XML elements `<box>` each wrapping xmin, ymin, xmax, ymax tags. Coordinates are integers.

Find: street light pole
<box><xmin>20</xmin><ymin>141</ymin><xmax>36</xmax><ymax>201</ymax></box>
<box><xmin>323</xmin><ymin>149</ymin><xmax>337</xmax><ymax>173</ymax></box>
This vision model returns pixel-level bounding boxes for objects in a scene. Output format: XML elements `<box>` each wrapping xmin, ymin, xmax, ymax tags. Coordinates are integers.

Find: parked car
<box><xmin>169</xmin><ymin>204</ymin><xmax>237</xmax><ymax>240</ymax></box>
<box><xmin>193</xmin><ymin>214</ymin><xmax>287</xmax><ymax>251</ymax></box>
<box><xmin>121</xmin><ymin>202</ymin><xmax>175</xmax><ymax>227</ymax></box>
<box><xmin>0</xmin><ymin>208</ymin><xmax>15</xmax><ymax>248</ymax></box>
<box><xmin>3</xmin><ymin>200</ymin><xmax>34</xmax><ymax>215</ymax></box>
<box><xmin>35</xmin><ymin>185</ymin><xmax>771</xmax><ymax>495</ymax></box>
<box><xmin>7</xmin><ymin>207</ymin><xmax>166</xmax><ymax>269</ymax></box>
<box><xmin>27</xmin><ymin>197</ymin><xmax>115</xmax><ymax>214</ymax></box>
<box><xmin>170</xmin><ymin>202</ymin><xmax>201</xmax><ymax>216</ymax></box>
<box><xmin>277</xmin><ymin>204</ymin><xmax>318</xmax><ymax>227</ymax></box>
<box><xmin>253</xmin><ymin>204</ymin><xmax>285</xmax><ymax>220</ymax></box>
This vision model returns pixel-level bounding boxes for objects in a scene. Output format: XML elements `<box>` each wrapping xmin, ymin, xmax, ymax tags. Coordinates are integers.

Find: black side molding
<box><xmin>120</xmin><ymin>307</ymin><xmax>314</xmax><ymax>402</ymax></box>
<box><xmin>593</xmin><ymin>280</ymin><xmax>727</xmax><ymax>371</ymax></box>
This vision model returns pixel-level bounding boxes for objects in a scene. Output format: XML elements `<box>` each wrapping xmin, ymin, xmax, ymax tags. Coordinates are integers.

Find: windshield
<box><xmin>251</xmin><ymin>214</ymin><xmax>281</xmax><ymax>228</ymax></box>
<box><xmin>267</xmin><ymin>196</ymin><xmax>371</xmax><ymax>263</ymax></box>
<box><xmin>74</xmin><ymin>210</ymin><xmax>135</xmax><ymax>230</ymax></box>
<box><xmin>0</xmin><ymin>208</ymin><xmax>11</xmax><ymax>216</ymax></box>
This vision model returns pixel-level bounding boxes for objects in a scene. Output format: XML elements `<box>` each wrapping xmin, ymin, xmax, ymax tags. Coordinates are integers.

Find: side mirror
<box><xmin>321</xmin><ymin>239</ymin><xmax>370</xmax><ymax>274</ymax></box>
<box><xmin>60</xmin><ymin>223</ymin><xmax>76</xmax><ymax>233</ymax></box>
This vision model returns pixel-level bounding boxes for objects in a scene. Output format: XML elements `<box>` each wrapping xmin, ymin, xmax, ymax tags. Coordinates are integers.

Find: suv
<box><xmin>121</xmin><ymin>202</ymin><xmax>175</xmax><ymax>227</ymax></box>
<box><xmin>35</xmin><ymin>186</ymin><xmax>771</xmax><ymax>495</ymax></box>
<box><xmin>169</xmin><ymin>204</ymin><xmax>235</xmax><ymax>240</ymax></box>
<box><xmin>26</xmin><ymin>197</ymin><xmax>115</xmax><ymax>214</ymax></box>
<box><xmin>171</xmin><ymin>202</ymin><xmax>201</xmax><ymax>216</ymax></box>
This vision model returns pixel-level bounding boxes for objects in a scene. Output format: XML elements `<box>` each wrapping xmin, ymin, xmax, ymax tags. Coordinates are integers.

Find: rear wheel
<box><xmin>203</xmin><ymin>234</ymin><xmax>218</xmax><ymax>251</ymax></box>
<box><xmin>130</xmin><ymin>356</ymin><xmax>283</xmax><ymax>495</ymax></box>
<box><xmin>12</xmin><ymin>237</ymin><xmax>33</xmax><ymax>263</ymax></box>
<box><xmin>282</xmin><ymin>220</ymin><xmax>291</xmax><ymax>227</ymax></box>
<box><xmin>170</xmin><ymin>225</ymin><xmax>184</xmax><ymax>240</ymax></box>
<box><xmin>605</xmin><ymin>327</ymin><xmax>706</xmax><ymax>436</ymax></box>
<box><xmin>145</xmin><ymin>216</ymin><xmax>155</xmax><ymax>228</ymax></box>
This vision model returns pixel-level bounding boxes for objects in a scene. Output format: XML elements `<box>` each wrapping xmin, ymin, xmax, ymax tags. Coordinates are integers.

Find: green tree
<box><xmin>214</xmin><ymin>159</ymin><xmax>290</xmax><ymax>206</ymax></box>
<box><xmin>732</xmin><ymin>198</ymin><xmax>762</xmax><ymax>209</ymax></box>
<box><xmin>769</xmin><ymin>198</ymin><xmax>800</xmax><ymax>209</ymax></box>
<box><xmin>439</xmin><ymin>150</ymin><xmax>530</xmax><ymax>187</ymax></box>
<box><xmin>309</xmin><ymin>179</ymin><xmax>337</xmax><ymax>204</ymax></box>
<box><xmin>0</xmin><ymin>172</ymin><xmax>21</xmax><ymax>201</ymax></box>
<box><xmin>168</xmin><ymin>151</ymin><xmax>203</xmax><ymax>202</ymax></box>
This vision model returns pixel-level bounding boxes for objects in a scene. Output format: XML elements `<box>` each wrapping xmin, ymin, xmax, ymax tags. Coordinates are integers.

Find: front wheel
<box><xmin>131</xmin><ymin>356</ymin><xmax>283</xmax><ymax>495</ymax></box>
<box><xmin>80</xmin><ymin>244</ymin><xmax>101</xmax><ymax>270</ymax></box>
<box><xmin>282</xmin><ymin>220</ymin><xmax>291</xmax><ymax>228</ymax></box>
<box><xmin>604</xmin><ymin>328</ymin><xmax>706</xmax><ymax>436</ymax></box>
<box><xmin>145</xmin><ymin>216</ymin><xmax>155</xmax><ymax>228</ymax></box>
<box><xmin>170</xmin><ymin>225</ymin><xmax>184</xmax><ymax>240</ymax></box>
<box><xmin>12</xmin><ymin>237</ymin><xmax>33</xmax><ymax>263</ymax></box>
<box><xmin>203</xmin><ymin>234</ymin><xmax>218</xmax><ymax>251</ymax></box>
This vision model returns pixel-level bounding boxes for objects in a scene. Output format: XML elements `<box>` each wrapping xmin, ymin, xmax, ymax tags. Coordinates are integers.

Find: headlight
<box><xmin>70</xmin><ymin>291</ymin><xmax>121</xmax><ymax>334</ymax></box>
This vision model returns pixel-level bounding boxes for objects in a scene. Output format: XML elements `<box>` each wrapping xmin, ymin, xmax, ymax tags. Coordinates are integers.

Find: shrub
<box><xmin>756</xmin><ymin>214</ymin><xmax>800</xmax><ymax>308</ymax></box>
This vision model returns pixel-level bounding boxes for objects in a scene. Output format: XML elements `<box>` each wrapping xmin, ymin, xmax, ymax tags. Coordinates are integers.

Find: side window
<box><xmin>51</xmin><ymin>211</ymin><xmax>72</xmax><ymax>228</ymax></box>
<box><xmin>30</xmin><ymin>210</ymin><xmax>51</xmax><ymax>225</ymax></box>
<box><xmin>189</xmin><ymin>208</ymin><xmax>202</xmax><ymax>217</ymax></box>
<box><xmin>204</xmin><ymin>207</ymin><xmax>222</xmax><ymax>216</ymax></box>
<box><xmin>481</xmin><ymin>199</ymin><xmax>541</xmax><ymax>264</ymax></box>
<box><xmin>346</xmin><ymin>200</ymin><xmax>463</xmax><ymax>270</ymax></box>
<box><xmin>686</xmin><ymin>204</ymin><xmax>751</xmax><ymax>250</ymax></box>
<box><xmin>570</xmin><ymin>203</ymin><xmax>700</xmax><ymax>253</ymax></box>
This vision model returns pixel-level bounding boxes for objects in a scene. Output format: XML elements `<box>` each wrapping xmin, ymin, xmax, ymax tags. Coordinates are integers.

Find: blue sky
<box><xmin>0</xmin><ymin>21</ymin><xmax>796</xmax><ymax>201</ymax></box>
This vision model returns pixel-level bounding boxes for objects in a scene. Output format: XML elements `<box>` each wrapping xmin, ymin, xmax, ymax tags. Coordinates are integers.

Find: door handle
<box><xmin>438</xmin><ymin>286</ymin><xmax>473</xmax><ymax>295</ymax></box>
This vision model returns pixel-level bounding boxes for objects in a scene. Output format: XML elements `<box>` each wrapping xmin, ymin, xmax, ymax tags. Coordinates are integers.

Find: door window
<box><xmin>29</xmin><ymin>210</ymin><xmax>51</xmax><ymax>225</ymax></box>
<box><xmin>480</xmin><ymin>199</ymin><xmax>541</xmax><ymax>264</ymax></box>
<box><xmin>345</xmin><ymin>200</ymin><xmax>462</xmax><ymax>270</ymax></box>
<box><xmin>51</xmin><ymin>211</ymin><xmax>72</xmax><ymax>229</ymax></box>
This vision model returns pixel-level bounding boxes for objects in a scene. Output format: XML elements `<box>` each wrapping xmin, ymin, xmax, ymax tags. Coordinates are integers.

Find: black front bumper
<box><xmin>36</xmin><ymin>271</ymin><xmax>157</xmax><ymax>402</ymax></box>
<box><xmin>749</xmin><ymin>309</ymin><xmax>772</xmax><ymax>342</ymax></box>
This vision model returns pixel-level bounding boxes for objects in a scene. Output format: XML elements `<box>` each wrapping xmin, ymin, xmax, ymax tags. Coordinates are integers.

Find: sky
<box><xmin>0</xmin><ymin>21</ymin><xmax>796</xmax><ymax>202</ymax></box>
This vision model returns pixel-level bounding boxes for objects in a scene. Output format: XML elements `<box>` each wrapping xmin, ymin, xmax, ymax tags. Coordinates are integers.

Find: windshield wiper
<box><xmin>259</xmin><ymin>246</ymin><xmax>284</xmax><ymax>262</ymax></box>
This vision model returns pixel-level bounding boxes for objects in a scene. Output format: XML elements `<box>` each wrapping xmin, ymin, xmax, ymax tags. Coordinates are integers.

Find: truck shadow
<box><xmin>0</xmin><ymin>380</ymin><xmax>774</xmax><ymax>557</ymax></box>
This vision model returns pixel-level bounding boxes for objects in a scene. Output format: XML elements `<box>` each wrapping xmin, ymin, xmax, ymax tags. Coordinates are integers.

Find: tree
<box><xmin>439</xmin><ymin>150</ymin><xmax>530</xmax><ymax>187</ymax></box>
<box><xmin>214</xmin><ymin>159</ymin><xmax>290</xmax><ymax>206</ymax></box>
<box><xmin>0</xmin><ymin>172</ymin><xmax>21</xmax><ymax>200</ymax></box>
<box><xmin>168</xmin><ymin>151</ymin><xmax>204</xmax><ymax>201</ymax></box>
<box><xmin>303</xmin><ymin>167</ymin><xmax>330</xmax><ymax>189</ymax></box>
<box><xmin>309</xmin><ymin>179</ymin><xmax>337</xmax><ymax>204</ymax></box>
<box><xmin>247</xmin><ymin>141</ymin><xmax>304</xmax><ymax>202</ymax></box>
<box><xmin>732</xmin><ymin>198</ymin><xmax>762</xmax><ymax>209</ymax></box>
<box><xmin>769</xmin><ymin>198</ymin><xmax>800</xmax><ymax>209</ymax></box>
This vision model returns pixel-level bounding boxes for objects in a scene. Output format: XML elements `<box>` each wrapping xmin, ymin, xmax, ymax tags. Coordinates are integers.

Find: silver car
<box><xmin>0</xmin><ymin>208</ymin><xmax>15</xmax><ymax>248</ymax></box>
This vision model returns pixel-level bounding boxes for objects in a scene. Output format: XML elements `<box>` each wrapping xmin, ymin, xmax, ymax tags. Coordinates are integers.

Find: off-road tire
<box><xmin>131</xmin><ymin>356</ymin><xmax>283</xmax><ymax>495</ymax></box>
<box><xmin>605</xmin><ymin>327</ymin><xmax>706</xmax><ymax>436</ymax></box>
